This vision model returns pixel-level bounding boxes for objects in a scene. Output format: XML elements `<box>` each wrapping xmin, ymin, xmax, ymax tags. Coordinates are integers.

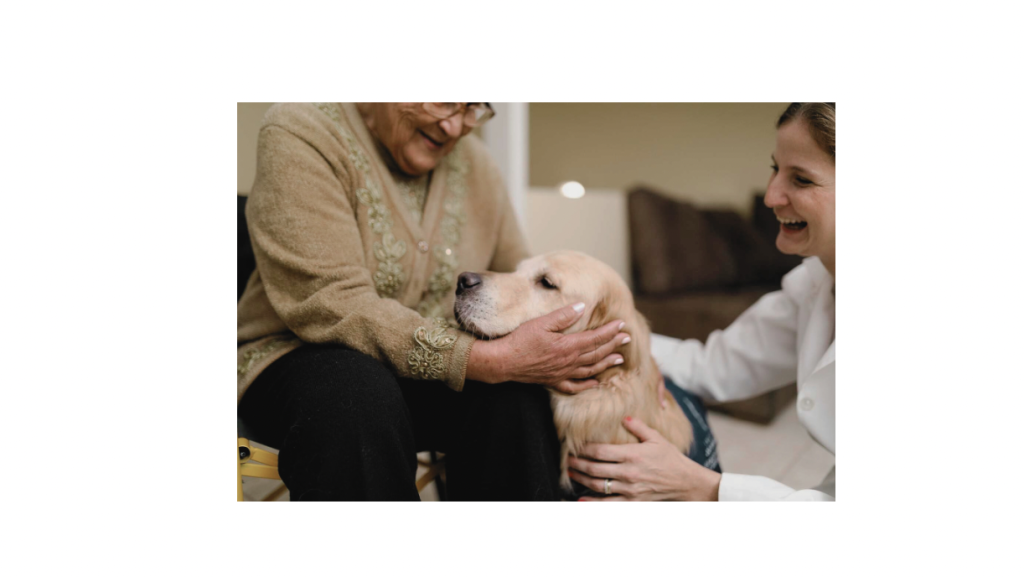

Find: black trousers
<box><xmin>237</xmin><ymin>344</ymin><xmax>563</xmax><ymax>501</ymax></box>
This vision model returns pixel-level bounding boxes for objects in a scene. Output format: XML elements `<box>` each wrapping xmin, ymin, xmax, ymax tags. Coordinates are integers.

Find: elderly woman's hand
<box><xmin>467</xmin><ymin>303</ymin><xmax>629</xmax><ymax>394</ymax></box>
<box><xmin>567</xmin><ymin>416</ymin><xmax>721</xmax><ymax>501</ymax></box>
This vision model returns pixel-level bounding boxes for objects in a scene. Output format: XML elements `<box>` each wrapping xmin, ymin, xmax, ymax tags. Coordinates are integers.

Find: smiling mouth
<box><xmin>777</xmin><ymin>215</ymin><xmax>808</xmax><ymax>231</ymax></box>
<box><xmin>419</xmin><ymin>130</ymin><xmax>445</xmax><ymax>149</ymax></box>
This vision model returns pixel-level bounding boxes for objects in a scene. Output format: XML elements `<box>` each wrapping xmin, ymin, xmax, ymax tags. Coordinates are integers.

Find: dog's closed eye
<box><xmin>537</xmin><ymin>275</ymin><xmax>559</xmax><ymax>290</ymax></box>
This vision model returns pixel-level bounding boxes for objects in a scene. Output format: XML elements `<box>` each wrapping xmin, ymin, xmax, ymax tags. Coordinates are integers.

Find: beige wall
<box><xmin>524</xmin><ymin>187</ymin><xmax>632</xmax><ymax>286</ymax></box>
<box><xmin>238</xmin><ymin>103</ymin><xmax>273</xmax><ymax>194</ymax></box>
<box><xmin>529</xmin><ymin>103</ymin><xmax>787</xmax><ymax>217</ymax></box>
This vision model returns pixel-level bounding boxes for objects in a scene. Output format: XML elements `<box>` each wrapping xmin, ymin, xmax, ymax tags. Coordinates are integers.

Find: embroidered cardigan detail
<box><xmin>236</xmin><ymin>103</ymin><xmax>530</xmax><ymax>402</ymax></box>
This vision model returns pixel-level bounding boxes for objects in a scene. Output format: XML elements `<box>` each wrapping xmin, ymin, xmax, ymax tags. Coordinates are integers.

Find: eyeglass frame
<box><xmin>420</xmin><ymin>103</ymin><xmax>495</xmax><ymax>127</ymax></box>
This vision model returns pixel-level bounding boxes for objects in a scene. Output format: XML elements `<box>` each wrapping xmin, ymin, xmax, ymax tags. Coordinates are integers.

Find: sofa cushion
<box><xmin>750</xmin><ymin>193</ymin><xmax>804</xmax><ymax>281</ymax></box>
<box><xmin>628</xmin><ymin>187</ymin><xmax>738</xmax><ymax>294</ymax></box>
<box><xmin>702</xmin><ymin>209</ymin><xmax>799</xmax><ymax>286</ymax></box>
<box><xmin>635</xmin><ymin>288</ymin><xmax>775</xmax><ymax>341</ymax></box>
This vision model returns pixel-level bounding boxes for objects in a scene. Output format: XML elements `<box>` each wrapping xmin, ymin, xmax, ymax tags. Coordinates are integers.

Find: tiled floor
<box><xmin>240</xmin><ymin>397</ymin><xmax>833</xmax><ymax>501</ymax></box>
<box><xmin>707</xmin><ymin>398</ymin><xmax>834</xmax><ymax>490</ymax></box>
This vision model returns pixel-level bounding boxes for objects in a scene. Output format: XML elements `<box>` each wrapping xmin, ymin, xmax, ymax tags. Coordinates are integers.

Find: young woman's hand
<box><xmin>568</xmin><ymin>416</ymin><xmax>721</xmax><ymax>501</ymax></box>
<box><xmin>466</xmin><ymin>302</ymin><xmax>629</xmax><ymax>394</ymax></box>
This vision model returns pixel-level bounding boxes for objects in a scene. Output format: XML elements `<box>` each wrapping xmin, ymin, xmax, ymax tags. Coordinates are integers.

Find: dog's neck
<box><xmin>593</xmin><ymin>316</ymin><xmax>658</xmax><ymax>391</ymax></box>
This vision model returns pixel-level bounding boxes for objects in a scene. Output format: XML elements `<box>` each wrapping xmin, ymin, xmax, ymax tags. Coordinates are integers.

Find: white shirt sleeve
<box><xmin>650</xmin><ymin>264</ymin><xmax>810</xmax><ymax>403</ymax></box>
<box><xmin>718</xmin><ymin>467</ymin><xmax>835</xmax><ymax>501</ymax></box>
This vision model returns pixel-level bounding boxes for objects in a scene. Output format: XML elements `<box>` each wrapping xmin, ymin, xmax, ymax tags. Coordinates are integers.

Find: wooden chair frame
<box><xmin>237</xmin><ymin>437</ymin><xmax>445</xmax><ymax>501</ymax></box>
<box><xmin>237</xmin><ymin>437</ymin><xmax>286</xmax><ymax>502</ymax></box>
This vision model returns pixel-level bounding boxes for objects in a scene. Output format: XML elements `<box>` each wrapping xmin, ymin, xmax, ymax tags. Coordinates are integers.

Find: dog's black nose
<box><xmin>457</xmin><ymin>272</ymin><xmax>482</xmax><ymax>295</ymax></box>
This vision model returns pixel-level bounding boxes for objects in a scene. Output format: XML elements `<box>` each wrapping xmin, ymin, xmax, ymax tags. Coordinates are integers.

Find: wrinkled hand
<box><xmin>467</xmin><ymin>302</ymin><xmax>629</xmax><ymax>394</ymax></box>
<box><xmin>568</xmin><ymin>416</ymin><xmax>721</xmax><ymax>501</ymax></box>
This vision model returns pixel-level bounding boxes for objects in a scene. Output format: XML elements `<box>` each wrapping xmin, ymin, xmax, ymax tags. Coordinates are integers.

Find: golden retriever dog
<box><xmin>454</xmin><ymin>250</ymin><xmax>693</xmax><ymax>493</ymax></box>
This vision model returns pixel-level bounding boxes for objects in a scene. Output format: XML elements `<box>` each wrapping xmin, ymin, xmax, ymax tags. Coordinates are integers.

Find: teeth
<box><xmin>776</xmin><ymin>216</ymin><xmax>806</xmax><ymax>224</ymax></box>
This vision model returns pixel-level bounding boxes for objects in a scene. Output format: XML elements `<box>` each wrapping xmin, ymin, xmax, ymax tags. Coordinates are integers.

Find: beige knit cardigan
<box><xmin>237</xmin><ymin>103</ymin><xmax>530</xmax><ymax>402</ymax></box>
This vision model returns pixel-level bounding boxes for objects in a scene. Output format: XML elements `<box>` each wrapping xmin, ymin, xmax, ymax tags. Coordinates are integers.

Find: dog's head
<box><xmin>454</xmin><ymin>250</ymin><xmax>654</xmax><ymax>380</ymax></box>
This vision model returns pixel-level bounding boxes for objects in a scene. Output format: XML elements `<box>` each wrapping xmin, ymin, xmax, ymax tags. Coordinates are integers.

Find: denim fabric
<box><xmin>667</xmin><ymin>378</ymin><xmax>722</xmax><ymax>473</ymax></box>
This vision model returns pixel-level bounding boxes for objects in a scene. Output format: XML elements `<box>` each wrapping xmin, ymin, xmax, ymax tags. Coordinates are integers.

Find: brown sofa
<box><xmin>628</xmin><ymin>185</ymin><xmax>802</xmax><ymax>423</ymax></box>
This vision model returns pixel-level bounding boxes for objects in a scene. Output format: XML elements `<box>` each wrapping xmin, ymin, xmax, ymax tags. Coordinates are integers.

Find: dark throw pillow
<box><xmin>627</xmin><ymin>186</ymin><xmax>738</xmax><ymax>295</ymax></box>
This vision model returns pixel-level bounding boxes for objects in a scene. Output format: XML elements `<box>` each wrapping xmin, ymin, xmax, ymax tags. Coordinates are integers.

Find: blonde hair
<box><xmin>777</xmin><ymin>103</ymin><xmax>835</xmax><ymax>160</ymax></box>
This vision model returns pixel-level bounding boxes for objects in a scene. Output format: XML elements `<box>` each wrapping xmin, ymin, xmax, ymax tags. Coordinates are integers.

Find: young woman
<box><xmin>569</xmin><ymin>103</ymin><xmax>837</xmax><ymax>501</ymax></box>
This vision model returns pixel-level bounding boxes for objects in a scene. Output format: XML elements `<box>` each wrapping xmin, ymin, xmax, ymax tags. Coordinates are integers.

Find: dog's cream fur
<box><xmin>454</xmin><ymin>250</ymin><xmax>693</xmax><ymax>491</ymax></box>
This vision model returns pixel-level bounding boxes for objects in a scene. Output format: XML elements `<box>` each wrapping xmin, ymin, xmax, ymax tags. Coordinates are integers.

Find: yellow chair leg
<box><xmin>239</xmin><ymin>463</ymin><xmax>282</xmax><ymax>479</ymax></box>
<box><xmin>239</xmin><ymin>437</ymin><xmax>283</xmax><ymax>501</ymax></box>
<box><xmin>237</xmin><ymin>438</ymin><xmax>244</xmax><ymax>502</ymax></box>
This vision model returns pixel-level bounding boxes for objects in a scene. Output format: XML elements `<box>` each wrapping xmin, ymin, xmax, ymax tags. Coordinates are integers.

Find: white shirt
<box><xmin>650</xmin><ymin>257</ymin><xmax>835</xmax><ymax>501</ymax></box>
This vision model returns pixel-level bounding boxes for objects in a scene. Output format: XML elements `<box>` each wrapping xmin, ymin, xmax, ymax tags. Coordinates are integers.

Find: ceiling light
<box><xmin>559</xmin><ymin>181</ymin><xmax>585</xmax><ymax>199</ymax></box>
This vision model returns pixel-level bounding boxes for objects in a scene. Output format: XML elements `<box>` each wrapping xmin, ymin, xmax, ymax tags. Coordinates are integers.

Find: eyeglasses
<box><xmin>420</xmin><ymin>103</ymin><xmax>495</xmax><ymax>128</ymax></box>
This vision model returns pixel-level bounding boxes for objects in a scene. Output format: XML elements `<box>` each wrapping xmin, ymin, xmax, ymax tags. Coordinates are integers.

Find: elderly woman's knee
<box><xmin>288</xmin><ymin>346</ymin><xmax>407</xmax><ymax>418</ymax></box>
<box><xmin>469</xmin><ymin>382</ymin><xmax>553</xmax><ymax>421</ymax></box>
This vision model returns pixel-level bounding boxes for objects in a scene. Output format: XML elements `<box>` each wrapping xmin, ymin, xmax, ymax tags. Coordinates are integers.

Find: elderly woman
<box><xmin>237</xmin><ymin>103</ymin><xmax>628</xmax><ymax>501</ymax></box>
<box><xmin>568</xmin><ymin>103</ymin><xmax>836</xmax><ymax>501</ymax></box>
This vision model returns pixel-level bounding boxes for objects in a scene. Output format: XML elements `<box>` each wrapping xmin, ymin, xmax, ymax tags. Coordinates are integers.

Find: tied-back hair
<box><xmin>778</xmin><ymin>103</ymin><xmax>836</xmax><ymax>161</ymax></box>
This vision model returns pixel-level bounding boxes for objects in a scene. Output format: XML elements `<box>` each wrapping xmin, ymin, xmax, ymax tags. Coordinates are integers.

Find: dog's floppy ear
<box><xmin>584</xmin><ymin>280</ymin><xmax>654</xmax><ymax>382</ymax></box>
<box><xmin>586</xmin><ymin>297</ymin><xmax>610</xmax><ymax>331</ymax></box>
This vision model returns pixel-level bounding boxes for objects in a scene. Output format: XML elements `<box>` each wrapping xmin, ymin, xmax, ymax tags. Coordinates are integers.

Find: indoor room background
<box><xmin>235</xmin><ymin>102</ymin><xmax>833</xmax><ymax>500</ymax></box>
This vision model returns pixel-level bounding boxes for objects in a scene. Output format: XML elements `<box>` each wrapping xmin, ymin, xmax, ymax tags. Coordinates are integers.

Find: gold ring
<box><xmin>604</xmin><ymin>478</ymin><xmax>612</xmax><ymax>495</ymax></box>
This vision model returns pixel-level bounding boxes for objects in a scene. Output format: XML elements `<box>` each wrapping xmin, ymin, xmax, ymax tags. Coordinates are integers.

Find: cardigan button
<box><xmin>799</xmin><ymin>397</ymin><xmax>815</xmax><ymax>411</ymax></box>
<box><xmin>417</xmin><ymin>241</ymin><xmax>429</xmax><ymax>253</ymax></box>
